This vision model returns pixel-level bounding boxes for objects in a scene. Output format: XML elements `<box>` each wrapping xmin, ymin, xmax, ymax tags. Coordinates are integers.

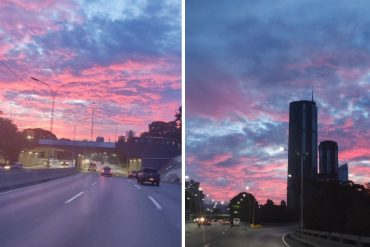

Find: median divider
<box><xmin>0</xmin><ymin>168</ymin><xmax>77</xmax><ymax>192</ymax></box>
<box><xmin>294</xmin><ymin>228</ymin><xmax>370</xmax><ymax>247</ymax></box>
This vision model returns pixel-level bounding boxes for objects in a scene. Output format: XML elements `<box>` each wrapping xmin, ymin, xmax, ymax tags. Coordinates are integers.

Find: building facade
<box><xmin>319</xmin><ymin>140</ymin><xmax>338</xmax><ymax>181</ymax></box>
<box><xmin>287</xmin><ymin>100</ymin><xmax>318</xmax><ymax>214</ymax></box>
<box><xmin>338</xmin><ymin>163</ymin><xmax>348</xmax><ymax>182</ymax></box>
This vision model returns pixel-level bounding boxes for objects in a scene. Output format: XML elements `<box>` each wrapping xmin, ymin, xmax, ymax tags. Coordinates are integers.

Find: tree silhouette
<box><xmin>0</xmin><ymin>115</ymin><xmax>23</xmax><ymax>163</ymax></box>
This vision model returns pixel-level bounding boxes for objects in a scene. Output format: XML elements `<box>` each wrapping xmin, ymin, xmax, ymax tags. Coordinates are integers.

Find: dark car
<box><xmin>128</xmin><ymin>170</ymin><xmax>139</xmax><ymax>178</ymax></box>
<box><xmin>4</xmin><ymin>162</ymin><xmax>23</xmax><ymax>171</ymax></box>
<box><xmin>196</xmin><ymin>217</ymin><xmax>212</xmax><ymax>226</ymax></box>
<box><xmin>88</xmin><ymin>163</ymin><xmax>97</xmax><ymax>172</ymax></box>
<box><xmin>137</xmin><ymin>168</ymin><xmax>160</xmax><ymax>186</ymax></box>
<box><xmin>61</xmin><ymin>161</ymin><xmax>70</xmax><ymax>167</ymax></box>
<box><xmin>101</xmin><ymin>166</ymin><xmax>112</xmax><ymax>177</ymax></box>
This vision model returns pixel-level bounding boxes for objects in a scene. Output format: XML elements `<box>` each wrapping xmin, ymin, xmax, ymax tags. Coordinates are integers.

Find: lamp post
<box><xmin>297</xmin><ymin>151</ymin><xmax>308</xmax><ymax>229</ymax></box>
<box><xmin>30</xmin><ymin>77</ymin><xmax>57</xmax><ymax>133</ymax></box>
<box><xmin>90</xmin><ymin>102</ymin><xmax>95</xmax><ymax>141</ymax></box>
<box><xmin>65</xmin><ymin>116</ymin><xmax>90</xmax><ymax>140</ymax></box>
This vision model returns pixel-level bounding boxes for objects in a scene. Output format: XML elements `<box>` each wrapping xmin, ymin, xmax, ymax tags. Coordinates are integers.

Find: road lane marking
<box><xmin>65</xmin><ymin>191</ymin><xmax>84</xmax><ymax>204</ymax></box>
<box><xmin>204</xmin><ymin>244</ymin><xmax>210</xmax><ymax>247</ymax></box>
<box><xmin>134</xmin><ymin>184</ymin><xmax>142</xmax><ymax>190</ymax></box>
<box><xmin>0</xmin><ymin>186</ymin><xmax>37</xmax><ymax>195</ymax></box>
<box><xmin>282</xmin><ymin>233</ymin><xmax>291</xmax><ymax>247</ymax></box>
<box><xmin>91</xmin><ymin>182</ymin><xmax>97</xmax><ymax>186</ymax></box>
<box><xmin>148</xmin><ymin>196</ymin><xmax>162</xmax><ymax>210</ymax></box>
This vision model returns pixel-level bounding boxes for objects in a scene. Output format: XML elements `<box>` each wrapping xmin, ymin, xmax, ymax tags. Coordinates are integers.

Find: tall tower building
<box><xmin>287</xmin><ymin>100</ymin><xmax>318</xmax><ymax>214</ymax></box>
<box><xmin>319</xmin><ymin>140</ymin><xmax>338</xmax><ymax>180</ymax></box>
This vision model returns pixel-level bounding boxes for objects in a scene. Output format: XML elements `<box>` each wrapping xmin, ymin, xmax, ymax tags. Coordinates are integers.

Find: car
<box><xmin>61</xmin><ymin>161</ymin><xmax>70</xmax><ymax>167</ymax></box>
<box><xmin>137</xmin><ymin>168</ymin><xmax>160</xmax><ymax>186</ymax></box>
<box><xmin>196</xmin><ymin>217</ymin><xmax>211</xmax><ymax>226</ymax></box>
<box><xmin>232</xmin><ymin>218</ymin><xmax>240</xmax><ymax>226</ymax></box>
<box><xmin>221</xmin><ymin>220</ymin><xmax>230</xmax><ymax>225</ymax></box>
<box><xmin>4</xmin><ymin>162</ymin><xmax>23</xmax><ymax>171</ymax></box>
<box><xmin>88</xmin><ymin>163</ymin><xmax>97</xmax><ymax>172</ymax></box>
<box><xmin>128</xmin><ymin>170</ymin><xmax>139</xmax><ymax>178</ymax></box>
<box><xmin>101</xmin><ymin>166</ymin><xmax>112</xmax><ymax>176</ymax></box>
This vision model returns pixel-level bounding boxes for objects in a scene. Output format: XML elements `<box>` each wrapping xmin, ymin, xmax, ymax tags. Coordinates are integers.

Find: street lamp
<box><xmin>65</xmin><ymin>116</ymin><xmax>90</xmax><ymax>140</ymax></box>
<box><xmin>297</xmin><ymin>151</ymin><xmax>308</xmax><ymax>229</ymax></box>
<box><xmin>90</xmin><ymin>102</ymin><xmax>96</xmax><ymax>141</ymax></box>
<box><xmin>30</xmin><ymin>77</ymin><xmax>57</xmax><ymax>133</ymax></box>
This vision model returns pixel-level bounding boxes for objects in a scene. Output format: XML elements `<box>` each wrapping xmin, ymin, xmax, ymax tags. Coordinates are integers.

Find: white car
<box><xmin>233</xmin><ymin>218</ymin><xmax>240</xmax><ymax>226</ymax></box>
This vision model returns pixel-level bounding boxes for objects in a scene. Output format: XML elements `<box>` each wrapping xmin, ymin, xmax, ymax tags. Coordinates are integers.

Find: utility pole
<box><xmin>115</xmin><ymin>123</ymin><xmax>118</xmax><ymax>142</ymax></box>
<box><xmin>90</xmin><ymin>102</ymin><xmax>95</xmax><ymax>141</ymax></box>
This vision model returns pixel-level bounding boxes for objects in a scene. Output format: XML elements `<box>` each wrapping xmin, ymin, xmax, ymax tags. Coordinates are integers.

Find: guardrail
<box><xmin>296</xmin><ymin>228</ymin><xmax>370</xmax><ymax>247</ymax></box>
<box><xmin>0</xmin><ymin>168</ymin><xmax>77</xmax><ymax>191</ymax></box>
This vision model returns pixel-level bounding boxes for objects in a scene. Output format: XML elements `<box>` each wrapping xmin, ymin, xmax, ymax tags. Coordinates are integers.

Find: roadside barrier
<box><xmin>296</xmin><ymin>228</ymin><xmax>370</xmax><ymax>247</ymax></box>
<box><xmin>0</xmin><ymin>168</ymin><xmax>77</xmax><ymax>191</ymax></box>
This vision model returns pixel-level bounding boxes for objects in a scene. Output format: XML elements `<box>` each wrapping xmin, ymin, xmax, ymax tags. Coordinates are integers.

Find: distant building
<box><xmin>126</xmin><ymin>130</ymin><xmax>135</xmax><ymax>139</ymax></box>
<box><xmin>319</xmin><ymin>140</ymin><xmax>338</xmax><ymax>181</ymax></box>
<box><xmin>96</xmin><ymin>136</ymin><xmax>104</xmax><ymax>142</ymax></box>
<box><xmin>287</xmin><ymin>100</ymin><xmax>318</xmax><ymax>214</ymax></box>
<box><xmin>338</xmin><ymin>163</ymin><xmax>348</xmax><ymax>182</ymax></box>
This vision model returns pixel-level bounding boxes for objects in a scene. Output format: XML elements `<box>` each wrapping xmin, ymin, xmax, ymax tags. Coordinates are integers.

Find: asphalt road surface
<box><xmin>0</xmin><ymin>173</ymin><xmax>181</xmax><ymax>247</ymax></box>
<box><xmin>186</xmin><ymin>222</ymin><xmax>299</xmax><ymax>247</ymax></box>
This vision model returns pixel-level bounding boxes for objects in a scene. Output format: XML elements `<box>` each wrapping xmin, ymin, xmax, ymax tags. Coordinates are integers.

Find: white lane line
<box><xmin>204</xmin><ymin>244</ymin><xmax>210</xmax><ymax>247</ymax></box>
<box><xmin>148</xmin><ymin>196</ymin><xmax>162</xmax><ymax>210</ymax></box>
<box><xmin>0</xmin><ymin>186</ymin><xmax>38</xmax><ymax>195</ymax></box>
<box><xmin>282</xmin><ymin>233</ymin><xmax>291</xmax><ymax>247</ymax></box>
<box><xmin>64</xmin><ymin>191</ymin><xmax>84</xmax><ymax>204</ymax></box>
<box><xmin>134</xmin><ymin>184</ymin><xmax>142</xmax><ymax>190</ymax></box>
<box><xmin>91</xmin><ymin>182</ymin><xmax>97</xmax><ymax>186</ymax></box>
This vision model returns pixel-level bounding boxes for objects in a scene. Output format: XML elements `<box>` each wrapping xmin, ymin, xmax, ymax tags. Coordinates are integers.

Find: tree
<box><xmin>175</xmin><ymin>106</ymin><xmax>182</xmax><ymax>129</ymax></box>
<box><xmin>140</xmin><ymin>106</ymin><xmax>182</xmax><ymax>144</ymax></box>
<box><xmin>141</xmin><ymin>121</ymin><xmax>178</xmax><ymax>139</ymax></box>
<box><xmin>22</xmin><ymin>128</ymin><xmax>57</xmax><ymax>148</ymax></box>
<box><xmin>23</xmin><ymin>128</ymin><xmax>56</xmax><ymax>140</ymax></box>
<box><xmin>0</xmin><ymin>115</ymin><xmax>23</xmax><ymax>163</ymax></box>
<box><xmin>305</xmin><ymin>180</ymin><xmax>370</xmax><ymax>236</ymax></box>
<box><xmin>266</xmin><ymin>199</ymin><xmax>274</xmax><ymax>207</ymax></box>
<box><xmin>174</xmin><ymin>106</ymin><xmax>182</xmax><ymax>144</ymax></box>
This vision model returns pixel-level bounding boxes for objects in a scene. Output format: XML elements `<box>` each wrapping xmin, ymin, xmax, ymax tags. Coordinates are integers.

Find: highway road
<box><xmin>186</xmin><ymin>222</ymin><xmax>301</xmax><ymax>247</ymax></box>
<box><xmin>0</xmin><ymin>172</ymin><xmax>181</xmax><ymax>247</ymax></box>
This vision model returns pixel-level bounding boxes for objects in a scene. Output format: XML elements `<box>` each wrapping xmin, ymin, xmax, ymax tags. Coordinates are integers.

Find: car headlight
<box><xmin>4</xmin><ymin>165</ymin><xmax>11</xmax><ymax>170</ymax></box>
<box><xmin>200</xmin><ymin>217</ymin><xmax>205</xmax><ymax>222</ymax></box>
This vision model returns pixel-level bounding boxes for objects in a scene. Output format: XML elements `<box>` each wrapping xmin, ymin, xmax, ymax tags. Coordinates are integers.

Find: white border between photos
<box><xmin>181</xmin><ymin>0</ymin><xmax>185</xmax><ymax>246</ymax></box>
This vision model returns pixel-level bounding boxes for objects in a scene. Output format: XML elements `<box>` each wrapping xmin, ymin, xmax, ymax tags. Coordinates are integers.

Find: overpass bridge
<box><xmin>20</xmin><ymin>137</ymin><xmax>180</xmax><ymax>171</ymax></box>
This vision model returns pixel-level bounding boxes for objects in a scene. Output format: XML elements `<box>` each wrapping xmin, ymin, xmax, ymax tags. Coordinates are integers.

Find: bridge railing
<box><xmin>296</xmin><ymin>228</ymin><xmax>370</xmax><ymax>247</ymax></box>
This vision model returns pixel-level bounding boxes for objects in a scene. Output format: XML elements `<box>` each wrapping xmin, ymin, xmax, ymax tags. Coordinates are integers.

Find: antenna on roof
<box><xmin>312</xmin><ymin>87</ymin><xmax>314</xmax><ymax>102</ymax></box>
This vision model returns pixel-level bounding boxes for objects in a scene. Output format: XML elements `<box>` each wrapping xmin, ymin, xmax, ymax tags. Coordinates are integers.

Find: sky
<box><xmin>0</xmin><ymin>0</ymin><xmax>181</xmax><ymax>140</ymax></box>
<box><xmin>186</xmin><ymin>0</ymin><xmax>370</xmax><ymax>204</ymax></box>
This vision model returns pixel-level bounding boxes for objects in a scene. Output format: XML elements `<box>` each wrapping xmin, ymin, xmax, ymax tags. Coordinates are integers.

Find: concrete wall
<box><xmin>0</xmin><ymin>168</ymin><xmax>77</xmax><ymax>191</ymax></box>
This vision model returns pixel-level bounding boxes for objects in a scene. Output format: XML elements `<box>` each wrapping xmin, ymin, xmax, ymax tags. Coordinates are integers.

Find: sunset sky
<box><xmin>0</xmin><ymin>0</ymin><xmax>181</xmax><ymax>140</ymax></box>
<box><xmin>186</xmin><ymin>0</ymin><xmax>370</xmax><ymax>204</ymax></box>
